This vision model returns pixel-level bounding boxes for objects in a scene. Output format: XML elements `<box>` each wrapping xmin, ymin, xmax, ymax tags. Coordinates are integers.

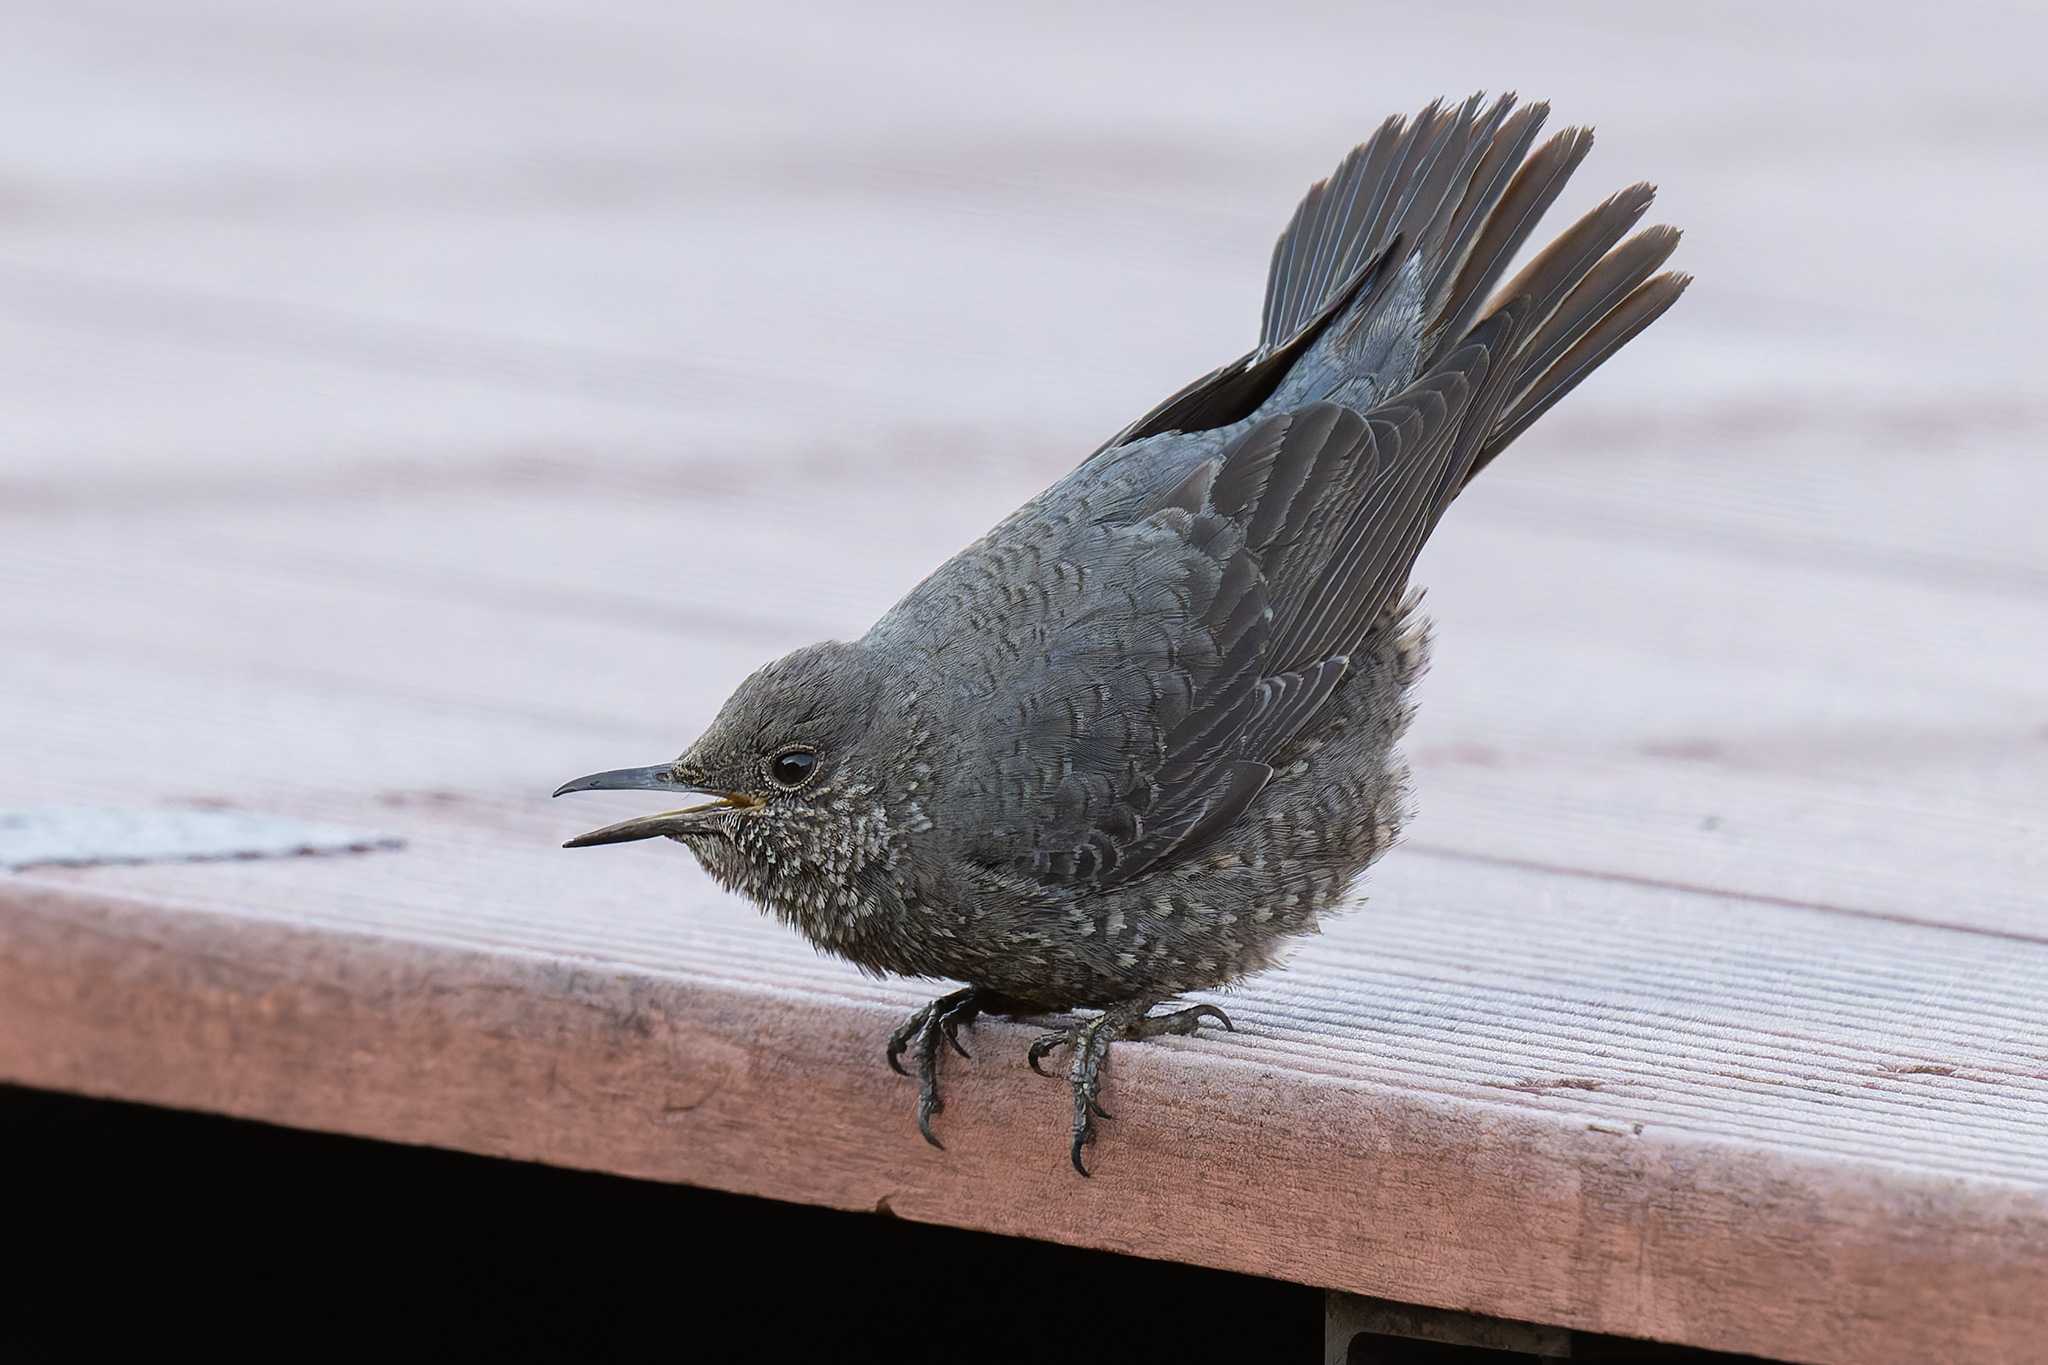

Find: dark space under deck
<box><xmin>5</xmin><ymin>1085</ymin><xmax>1767</xmax><ymax>1364</ymax></box>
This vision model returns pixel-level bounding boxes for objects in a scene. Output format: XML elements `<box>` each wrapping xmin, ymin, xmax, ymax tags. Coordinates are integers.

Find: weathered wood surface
<box><xmin>3</xmin><ymin>3</ymin><xmax>2046</xmax><ymax>1362</ymax></box>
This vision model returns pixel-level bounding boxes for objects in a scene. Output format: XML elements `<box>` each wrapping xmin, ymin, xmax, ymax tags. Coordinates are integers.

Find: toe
<box><xmin>941</xmin><ymin>1021</ymin><xmax>973</xmax><ymax>1060</ymax></box>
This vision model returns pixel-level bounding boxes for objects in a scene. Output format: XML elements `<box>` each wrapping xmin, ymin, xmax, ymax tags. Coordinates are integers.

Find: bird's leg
<box><xmin>1026</xmin><ymin>999</ymin><xmax>1235</xmax><ymax>1175</ymax></box>
<box><xmin>884</xmin><ymin>986</ymin><xmax>991</xmax><ymax>1149</ymax></box>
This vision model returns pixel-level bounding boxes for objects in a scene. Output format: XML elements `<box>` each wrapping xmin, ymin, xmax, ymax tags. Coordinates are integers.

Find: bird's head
<box><xmin>554</xmin><ymin>640</ymin><xmax>923</xmax><ymax>934</ymax></box>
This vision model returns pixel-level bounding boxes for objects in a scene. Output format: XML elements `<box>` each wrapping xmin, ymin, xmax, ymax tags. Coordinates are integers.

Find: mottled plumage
<box><xmin>556</xmin><ymin>94</ymin><xmax>1689</xmax><ymax>1173</ymax></box>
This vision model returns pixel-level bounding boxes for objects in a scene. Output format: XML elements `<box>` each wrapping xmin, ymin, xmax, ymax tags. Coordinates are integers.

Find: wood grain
<box><xmin>5</xmin><ymin>869</ymin><xmax>2045</xmax><ymax>1365</ymax></box>
<box><xmin>3</xmin><ymin>3</ymin><xmax>2046</xmax><ymax>1362</ymax></box>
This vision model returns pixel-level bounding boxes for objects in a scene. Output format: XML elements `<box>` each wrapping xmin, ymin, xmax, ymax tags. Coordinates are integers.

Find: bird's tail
<box><xmin>1256</xmin><ymin>93</ymin><xmax>1690</xmax><ymax>479</ymax></box>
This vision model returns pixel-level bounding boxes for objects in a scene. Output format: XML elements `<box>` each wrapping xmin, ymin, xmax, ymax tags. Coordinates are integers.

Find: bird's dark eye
<box><xmin>768</xmin><ymin>747</ymin><xmax>818</xmax><ymax>790</ymax></box>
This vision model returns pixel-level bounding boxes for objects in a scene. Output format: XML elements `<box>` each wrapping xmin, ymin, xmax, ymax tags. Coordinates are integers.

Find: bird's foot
<box><xmin>1026</xmin><ymin>1000</ymin><xmax>1234</xmax><ymax>1175</ymax></box>
<box><xmin>1125</xmin><ymin>1001</ymin><xmax>1236</xmax><ymax>1044</ymax></box>
<box><xmin>885</xmin><ymin>986</ymin><xmax>991</xmax><ymax>1148</ymax></box>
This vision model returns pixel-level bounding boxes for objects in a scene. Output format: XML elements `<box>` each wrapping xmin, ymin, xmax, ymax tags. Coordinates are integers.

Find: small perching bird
<box><xmin>556</xmin><ymin>94</ymin><xmax>1688</xmax><ymax>1174</ymax></box>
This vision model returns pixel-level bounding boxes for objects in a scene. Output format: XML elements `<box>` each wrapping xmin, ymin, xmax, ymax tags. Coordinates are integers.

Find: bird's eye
<box><xmin>767</xmin><ymin>747</ymin><xmax>818</xmax><ymax>790</ymax></box>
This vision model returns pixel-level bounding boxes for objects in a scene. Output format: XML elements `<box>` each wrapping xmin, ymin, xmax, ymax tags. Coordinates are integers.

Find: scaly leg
<box><xmin>884</xmin><ymin>987</ymin><xmax>995</xmax><ymax>1148</ymax></box>
<box><xmin>1026</xmin><ymin>1000</ymin><xmax>1235</xmax><ymax>1175</ymax></box>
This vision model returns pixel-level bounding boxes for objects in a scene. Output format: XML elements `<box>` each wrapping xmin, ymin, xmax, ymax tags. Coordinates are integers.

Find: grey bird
<box><xmin>556</xmin><ymin>94</ymin><xmax>1688</xmax><ymax>1174</ymax></box>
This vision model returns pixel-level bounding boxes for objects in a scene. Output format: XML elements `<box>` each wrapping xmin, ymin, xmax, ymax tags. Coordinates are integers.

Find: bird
<box><xmin>555</xmin><ymin>93</ymin><xmax>1688</xmax><ymax>1175</ymax></box>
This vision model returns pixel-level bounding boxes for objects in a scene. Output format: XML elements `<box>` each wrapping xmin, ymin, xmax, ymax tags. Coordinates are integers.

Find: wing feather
<box><xmin>996</xmin><ymin>307</ymin><xmax>1522</xmax><ymax>891</ymax></box>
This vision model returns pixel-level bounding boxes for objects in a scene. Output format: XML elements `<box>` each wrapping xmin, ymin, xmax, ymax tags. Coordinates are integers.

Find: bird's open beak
<box><xmin>551</xmin><ymin>764</ymin><xmax>759</xmax><ymax>848</ymax></box>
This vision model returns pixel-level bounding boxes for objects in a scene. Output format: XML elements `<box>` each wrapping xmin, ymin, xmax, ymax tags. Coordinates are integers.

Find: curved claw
<box><xmin>1196</xmin><ymin>1004</ymin><xmax>1235</xmax><ymax>1032</ymax></box>
<box><xmin>1071</xmin><ymin>1132</ymin><xmax>1092</xmax><ymax>1178</ymax></box>
<box><xmin>1027</xmin><ymin>1031</ymin><xmax>1071</xmax><ymax>1077</ymax></box>
<box><xmin>941</xmin><ymin>1019</ymin><xmax>973</xmax><ymax>1061</ymax></box>
<box><xmin>885</xmin><ymin>1004</ymin><xmax>931</xmax><ymax>1077</ymax></box>
<box><xmin>916</xmin><ymin>1098</ymin><xmax>945</xmax><ymax>1150</ymax></box>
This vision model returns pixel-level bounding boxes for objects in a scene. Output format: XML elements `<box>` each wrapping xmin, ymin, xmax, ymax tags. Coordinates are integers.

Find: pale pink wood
<box><xmin>4</xmin><ymin>875</ymin><xmax>2045</xmax><ymax>1365</ymax></box>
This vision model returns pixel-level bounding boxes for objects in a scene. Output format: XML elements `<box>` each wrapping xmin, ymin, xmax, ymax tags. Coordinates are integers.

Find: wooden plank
<box><xmin>5</xmin><ymin>862</ymin><xmax>2045</xmax><ymax>1365</ymax></box>
<box><xmin>18</xmin><ymin>806</ymin><xmax>2048</xmax><ymax>1174</ymax></box>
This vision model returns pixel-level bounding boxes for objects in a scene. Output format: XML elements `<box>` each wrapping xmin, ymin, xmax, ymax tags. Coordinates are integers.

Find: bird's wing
<box><xmin>984</xmin><ymin>309</ymin><xmax>1523</xmax><ymax>889</ymax></box>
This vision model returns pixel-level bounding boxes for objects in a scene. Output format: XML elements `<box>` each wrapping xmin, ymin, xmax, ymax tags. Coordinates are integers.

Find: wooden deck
<box><xmin>4</xmin><ymin>4</ymin><xmax>2046</xmax><ymax>1361</ymax></box>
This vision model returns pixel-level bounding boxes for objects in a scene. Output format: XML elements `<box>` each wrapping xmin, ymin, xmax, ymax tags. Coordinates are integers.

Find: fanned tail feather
<box><xmin>1256</xmin><ymin>93</ymin><xmax>1688</xmax><ymax>474</ymax></box>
